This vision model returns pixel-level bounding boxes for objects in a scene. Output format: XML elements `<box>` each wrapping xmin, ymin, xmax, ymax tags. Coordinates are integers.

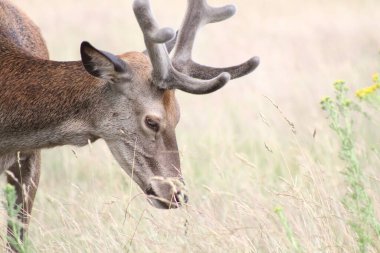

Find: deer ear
<box><xmin>80</xmin><ymin>41</ymin><xmax>131</xmax><ymax>82</ymax></box>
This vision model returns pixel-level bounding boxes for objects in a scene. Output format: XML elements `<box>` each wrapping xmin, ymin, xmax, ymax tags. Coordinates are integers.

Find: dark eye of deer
<box><xmin>145</xmin><ymin>117</ymin><xmax>160</xmax><ymax>132</ymax></box>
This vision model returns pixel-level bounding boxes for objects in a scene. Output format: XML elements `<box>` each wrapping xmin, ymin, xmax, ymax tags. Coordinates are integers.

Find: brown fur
<box><xmin>0</xmin><ymin>0</ymin><xmax>48</xmax><ymax>251</ymax></box>
<box><xmin>163</xmin><ymin>90</ymin><xmax>180</xmax><ymax>126</ymax></box>
<box><xmin>119</xmin><ymin>54</ymin><xmax>180</xmax><ymax>128</ymax></box>
<box><xmin>0</xmin><ymin>51</ymin><xmax>104</xmax><ymax>133</ymax></box>
<box><xmin>0</xmin><ymin>0</ymin><xmax>48</xmax><ymax>59</ymax></box>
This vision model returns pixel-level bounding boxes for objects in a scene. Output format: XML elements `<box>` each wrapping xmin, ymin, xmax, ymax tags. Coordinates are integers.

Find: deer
<box><xmin>0</xmin><ymin>0</ymin><xmax>259</xmax><ymax>249</ymax></box>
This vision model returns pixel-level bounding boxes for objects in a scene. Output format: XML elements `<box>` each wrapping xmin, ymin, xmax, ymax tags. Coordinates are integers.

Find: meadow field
<box><xmin>2</xmin><ymin>0</ymin><xmax>380</xmax><ymax>252</ymax></box>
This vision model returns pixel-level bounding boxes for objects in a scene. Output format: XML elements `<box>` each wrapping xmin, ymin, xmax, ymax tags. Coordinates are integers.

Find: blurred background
<box><xmin>4</xmin><ymin>0</ymin><xmax>380</xmax><ymax>252</ymax></box>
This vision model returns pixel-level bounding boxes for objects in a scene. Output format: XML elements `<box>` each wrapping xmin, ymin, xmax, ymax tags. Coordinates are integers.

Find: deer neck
<box><xmin>0</xmin><ymin>48</ymin><xmax>109</xmax><ymax>154</ymax></box>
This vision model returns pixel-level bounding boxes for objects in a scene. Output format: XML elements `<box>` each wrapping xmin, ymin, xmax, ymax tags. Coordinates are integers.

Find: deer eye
<box><xmin>145</xmin><ymin>116</ymin><xmax>160</xmax><ymax>132</ymax></box>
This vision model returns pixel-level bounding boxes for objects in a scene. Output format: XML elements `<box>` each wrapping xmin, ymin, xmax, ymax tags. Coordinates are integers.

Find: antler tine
<box><xmin>133</xmin><ymin>0</ymin><xmax>230</xmax><ymax>94</ymax></box>
<box><xmin>173</xmin><ymin>0</ymin><xmax>260</xmax><ymax>80</ymax></box>
<box><xmin>206</xmin><ymin>5</ymin><xmax>236</xmax><ymax>23</ymax></box>
<box><xmin>133</xmin><ymin>0</ymin><xmax>175</xmax><ymax>82</ymax></box>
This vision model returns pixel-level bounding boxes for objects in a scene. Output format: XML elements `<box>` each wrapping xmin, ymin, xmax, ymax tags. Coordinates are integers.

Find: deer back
<box><xmin>0</xmin><ymin>0</ymin><xmax>48</xmax><ymax>59</ymax></box>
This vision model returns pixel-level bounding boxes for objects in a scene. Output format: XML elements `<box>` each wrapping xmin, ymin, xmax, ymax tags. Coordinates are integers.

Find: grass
<box><xmin>321</xmin><ymin>80</ymin><xmax>380</xmax><ymax>252</ymax></box>
<box><xmin>274</xmin><ymin>206</ymin><xmax>303</xmax><ymax>253</ymax></box>
<box><xmin>1</xmin><ymin>0</ymin><xmax>379</xmax><ymax>252</ymax></box>
<box><xmin>4</xmin><ymin>184</ymin><xmax>32</xmax><ymax>253</ymax></box>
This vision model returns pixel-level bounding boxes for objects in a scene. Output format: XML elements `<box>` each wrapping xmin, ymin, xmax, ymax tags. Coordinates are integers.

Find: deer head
<box><xmin>79</xmin><ymin>0</ymin><xmax>259</xmax><ymax>209</ymax></box>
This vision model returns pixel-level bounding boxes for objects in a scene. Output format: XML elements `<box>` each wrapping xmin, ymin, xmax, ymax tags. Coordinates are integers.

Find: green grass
<box><xmin>274</xmin><ymin>206</ymin><xmax>303</xmax><ymax>253</ymax></box>
<box><xmin>321</xmin><ymin>80</ymin><xmax>380</xmax><ymax>252</ymax></box>
<box><xmin>4</xmin><ymin>184</ymin><xmax>32</xmax><ymax>253</ymax></box>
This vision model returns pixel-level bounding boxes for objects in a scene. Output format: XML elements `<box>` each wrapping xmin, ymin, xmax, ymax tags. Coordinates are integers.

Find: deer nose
<box><xmin>174</xmin><ymin>191</ymin><xmax>188</xmax><ymax>204</ymax></box>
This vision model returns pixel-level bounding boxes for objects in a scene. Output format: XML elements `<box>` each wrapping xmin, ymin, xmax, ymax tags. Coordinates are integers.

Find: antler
<box><xmin>133</xmin><ymin>0</ymin><xmax>259</xmax><ymax>94</ymax></box>
<box><xmin>133</xmin><ymin>0</ymin><xmax>229</xmax><ymax>94</ymax></box>
<box><xmin>172</xmin><ymin>0</ymin><xmax>259</xmax><ymax>80</ymax></box>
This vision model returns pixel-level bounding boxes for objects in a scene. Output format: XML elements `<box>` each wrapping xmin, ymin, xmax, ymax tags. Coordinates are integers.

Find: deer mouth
<box><xmin>145</xmin><ymin>186</ymin><xmax>188</xmax><ymax>209</ymax></box>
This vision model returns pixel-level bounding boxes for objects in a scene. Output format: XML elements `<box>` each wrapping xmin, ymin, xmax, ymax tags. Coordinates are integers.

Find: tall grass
<box><xmin>274</xmin><ymin>206</ymin><xmax>303</xmax><ymax>253</ymax></box>
<box><xmin>1</xmin><ymin>0</ymin><xmax>379</xmax><ymax>252</ymax></box>
<box><xmin>321</xmin><ymin>79</ymin><xmax>380</xmax><ymax>252</ymax></box>
<box><xmin>4</xmin><ymin>184</ymin><xmax>32</xmax><ymax>253</ymax></box>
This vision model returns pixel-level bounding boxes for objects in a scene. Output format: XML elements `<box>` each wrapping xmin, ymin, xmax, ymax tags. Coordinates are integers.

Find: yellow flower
<box><xmin>320</xmin><ymin>96</ymin><xmax>330</xmax><ymax>103</ymax></box>
<box><xmin>334</xmin><ymin>80</ymin><xmax>345</xmax><ymax>85</ymax></box>
<box><xmin>274</xmin><ymin>206</ymin><xmax>283</xmax><ymax>213</ymax></box>
<box><xmin>356</xmin><ymin>84</ymin><xmax>379</xmax><ymax>99</ymax></box>
<box><xmin>372</xmin><ymin>73</ymin><xmax>379</xmax><ymax>83</ymax></box>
